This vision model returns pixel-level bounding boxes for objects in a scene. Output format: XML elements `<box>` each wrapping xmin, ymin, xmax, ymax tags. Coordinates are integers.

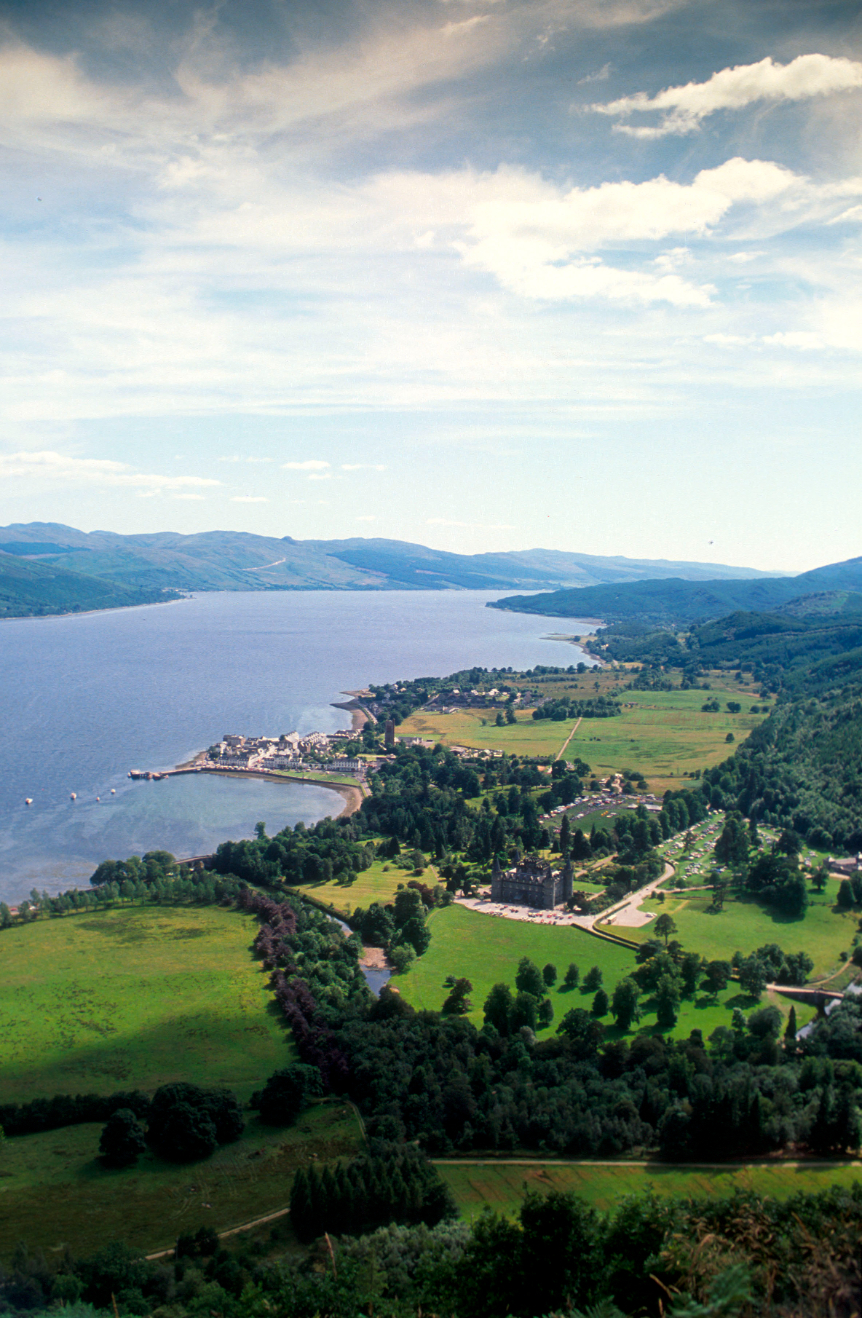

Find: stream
<box><xmin>331</xmin><ymin>915</ymin><xmax>392</xmax><ymax>997</ymax></box>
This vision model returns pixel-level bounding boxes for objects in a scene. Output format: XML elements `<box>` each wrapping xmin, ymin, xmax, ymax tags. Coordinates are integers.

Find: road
<box><xmin>555</xmin><ymin>717</ymin><xmax>583</xmax><ymax>762</ymax></box>
<box><xmin>242</xmin><ymin>557</ymin><xmax>286</xmax><ymax>571</ymax></box>
<box><xmin>593</xmin><ymin>861</ymin><xmax>676</xmax><ymax>932</ymax></box>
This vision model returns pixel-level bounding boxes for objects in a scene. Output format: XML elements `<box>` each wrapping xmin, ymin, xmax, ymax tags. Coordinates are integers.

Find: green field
<box><xmin>288</xmin><ymin>859</ymin><xmax>439</xmax><ymax>919</ymax></box>
<box><xmin>272</xmin><ymin>768</ymin><xmax>362</xmax><ymax>789</ymax></box>
<box><xmin>396</xmin><ymin>904</ymin><xmax>635</xmax><ymax>1027</ymax></box>
<box><xmin>437</xmin><ymin>1159</ymin><xmax>862</xmax><ymax>1220</ymax></box>
<box><xmin>0</xmin><ymin>907</ymin><xmax>291</xmax><ymax>1103</ymax></box>
<box><xmin>398</xmin><ymin>707</ymin><xmax>586</xmax><ymax>760</ymax></box>
<box><xmin>399</xmin><ymin>677</ymin><xmax>770</xmax><ymax>794</ymax></box>
<box><xmin>0</xmin><ymin>1100</ymin><xmax>362</xmax><ymax>1259</ymax></box>
<box><xmin>393</xmin><ymin>904</ymin><xmax>806</xmax><ymax>1039</ymax></box>
<box><xmin>566</xmin><ymin>687</ymin><xmax>769</xmax><ymax>792</ymax></box>
<box><xmin>609</xmin><ymin>888</ymin><xmax>857</xmax><ymax>982</ymax></box>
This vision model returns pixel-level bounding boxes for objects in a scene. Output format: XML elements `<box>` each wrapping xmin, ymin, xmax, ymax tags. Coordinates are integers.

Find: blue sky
<box><xmin>1</xmin><ymin>0</ymin><xmax>860</xmax><ymax>571</ymax></box>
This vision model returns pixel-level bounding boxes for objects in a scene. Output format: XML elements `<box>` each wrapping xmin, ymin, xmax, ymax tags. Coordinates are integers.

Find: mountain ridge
<box><xmin>0</xmin><ymin>523</ymin><xmax>779</xmax><ymax>611</ymax></box>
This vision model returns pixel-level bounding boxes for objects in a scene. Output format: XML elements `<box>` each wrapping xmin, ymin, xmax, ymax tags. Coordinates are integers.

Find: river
<box><xmin>0</xmin><ymin>589</ymin><xmax>595</xmax><ymax>904</ymax></box>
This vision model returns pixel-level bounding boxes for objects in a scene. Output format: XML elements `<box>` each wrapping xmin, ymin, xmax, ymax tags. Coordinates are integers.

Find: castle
<box><xmin>490</xmin><ymin>855</ymin><xmax>574</xmax><ymax>910</ymax></box>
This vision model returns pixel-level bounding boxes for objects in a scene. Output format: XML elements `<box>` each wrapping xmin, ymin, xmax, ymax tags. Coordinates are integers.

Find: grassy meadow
<box><xmin>396</xmin><ymin>905</ymin><xmax>635</xmax><ymax>1023</ymax></box>
<box><xmin>0</xmin><ymin>1099</ymin><xmax>362</xmax><ymax>1259</ymax></box>
<box><xmin>393</xmin><ymin>904</ymin><xmax>810</xmax><ymax>1039</ymax></box>
<box><xmin>437</xmin><ymin>1159</ymin><xmax>862</xmax><ymax>1220</ymax></box>
<box><xmin>566</xmin><ymin>686</ymin><xmax>770</xmax><ymax>793</ymax></box>
<box><xmin>398</xmin><ymin>671</ymin><xmax>771</xmax><ymax>793</ymax></box>
<box><xmin>608</xmin><ymin>887</ymin><xmax>857</xmax><ymax>981</ymax></box>
<box><xmin>398</xmin><ymin>707</ymin><xmax>586</xmax><ymax>761</ymax></box>
<box><xmin>0</xmin><ymin>906</ymin><xmax>291</xmax><ymax>1104</ymax></box>
<box><xmin>288</xmin><ymin>858</ymin><xmax>438</xmax><ymax>919</ymax></box>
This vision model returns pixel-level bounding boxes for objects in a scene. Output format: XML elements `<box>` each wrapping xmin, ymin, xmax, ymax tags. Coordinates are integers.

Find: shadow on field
<box><xmin>1</xmin><ymin>1008</ymin><xmax>289</xmax><ymax>1106</ymax></box>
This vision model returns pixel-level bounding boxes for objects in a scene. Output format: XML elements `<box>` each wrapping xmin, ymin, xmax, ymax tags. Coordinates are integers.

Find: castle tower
<box><xmin>384</xmin><ymin>719</ymin><xmax>395</xmax><ymax>750</ymax></box>
<box><xmin>491</xmin><ymin>854</ymin><xmax>502</xmax><ymax>902</ymax></box>
<box><xmin>562</xmin><ymin>859</ymin><xmax>573</xmax><ymax>904</ymax></box>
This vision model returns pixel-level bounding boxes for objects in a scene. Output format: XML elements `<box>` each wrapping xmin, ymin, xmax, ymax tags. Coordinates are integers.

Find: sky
<box><xmin>1</xmin><ymin>0</ymin><xmax>861</xmax><ymax>572</ymax></box>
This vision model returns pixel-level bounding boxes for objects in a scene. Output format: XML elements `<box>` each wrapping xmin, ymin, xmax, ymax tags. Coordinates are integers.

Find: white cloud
<box><xmin>653</xmin><ymin>247</ymin><xmax>691</xmax><ymax>272</ymax></box>
<box><xmin>282</xmin><ymin>460</ymin><xmax>331</xmax><ymax>470</ymax></box>
<box><xmin>763</xmin><ymin>330</ymin><xmax>824</xmax><ymax>350</ymax></box>
<box><xmin>446</xmin><ymin>158</ymin><xmax>802</xmax><ymax>306</ymax></box>
<box><xmin>0</xmin><ymin>10</ymin><xmax>511</xmax><ymax>167</ymax></box>
<box><xmin>0</xmin><ymin>450</ymin><xmax>221</xmax><ymax>490</ymax></box>
<box><xmin>578</xmin><ymin>63</ymin><xmax>612</xmax><ymax>85</ymax></box>
<box><xmin>591</xmin><ymin>54</ymin><xmax>862</xmax><ymax>138</ymax></box>
<box><xmin>356</xmin><ymin>515</ymin><xmax>376</xmax><ymax>522</ymax></box>
<box><xmin>231</xmin><ymin>495</ymin><xmax>270</xmax><ymax>502</ymax></box>
<box><xmin>828</xmin><ymin>204</ymin><xmax>862</xmax><ymax>225</ymax></box>
<box><xmin>308</xmin><ymin>471</ymin><xmax>333</xmax><ymax>481</ymax></box>
<box><xmin>171</xmin><ymin>492</ymin><xmax>207</xmax><ymax>500</ymax></box>
<box><xmin>441</xmin><ymin>15</ymin><xmax>491</xmax><ymax>37</ymax></box>
<box><xmin>341</xmin><ymin>463</ymin><xmax>387</xmax><ymax>471</ymax></box>
<box><xmin>1</xmin><ymin>22</ymin><xmax>861</xmax><ymax>444</ymax></box>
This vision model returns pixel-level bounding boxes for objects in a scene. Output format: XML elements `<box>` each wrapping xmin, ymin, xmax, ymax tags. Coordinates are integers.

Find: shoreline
<box><xmin>0</xmin><ymin>595</ymin><xmax>187</xmax><ymax>625</ymax></box>
<box><xmin>331</xmin><ymin>691</ymin><xmax>376</xmax><ymax>731</ymax></box>
<box><xmin>190</xmin><ymin>766</ymin><xmax>365</xmax><ymax>818</ymax></box>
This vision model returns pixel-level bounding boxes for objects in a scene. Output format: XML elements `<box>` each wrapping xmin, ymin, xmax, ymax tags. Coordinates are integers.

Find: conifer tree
<box><xmin>564</xmin><ymin>962</ymin><xmax>580</xmax><ymax>989</ymax></box>
<box><xmin>559</xmin><ymin>814</ymin><xmax>571</xmax><ymax>857</ymax></box>
<box><xmin>307</xmin><ymin>1163</ymin><xmax>324</xmax><ymax>1238</ymax></box>
<box><xmin>289</xmin><ymin>1167</ymin><xmax>312</xmax><ymax>1240</ymax></box>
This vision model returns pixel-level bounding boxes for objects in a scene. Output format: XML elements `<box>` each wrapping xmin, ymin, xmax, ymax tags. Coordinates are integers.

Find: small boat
<box><xmin>70</xmin><ymin>792</ymin><xmax>77</xmax><ymax>800</ymax></box>
<box><xmin>110</xmin><ymin>788</ymin><xmax>116</xmax><ymax>795</ymax></box>
<box><xmin>96</xmin><ymin>796</ymin><xmax>101</xmax><ymax>802</ymax></box>
<box><xmin>25</xmin><ymin>798</ymin><xmax>32</xmax><ymax>806</ymax></box>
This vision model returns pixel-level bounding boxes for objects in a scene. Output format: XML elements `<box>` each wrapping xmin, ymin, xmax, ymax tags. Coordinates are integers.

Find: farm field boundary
<box><xmin>435</xmin><ymin>1158</ymin><xmax>862</xmax><ymax>1219</ymax></box>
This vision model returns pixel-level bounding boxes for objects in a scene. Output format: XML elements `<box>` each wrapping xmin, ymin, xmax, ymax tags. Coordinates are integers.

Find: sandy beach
<box><xmin>190</xmin><ymin>766</ymin><xmax>366</xmax><ymax>818</ymax></box>
<box><xmin>359</xmin><ymin>945</ymin><xmax>390</xmax><ymax>970</ymax></box>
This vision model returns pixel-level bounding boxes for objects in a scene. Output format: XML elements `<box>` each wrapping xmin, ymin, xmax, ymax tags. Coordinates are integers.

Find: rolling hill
<box><xmin>491</xmin><ymin>557</ymin><xmax>862</xmax><ymax>625</ymax></box>
<box><xmin>0</xmin><ymin>523</ymin><xmax>777</xmax><ymax>617</ymax></box>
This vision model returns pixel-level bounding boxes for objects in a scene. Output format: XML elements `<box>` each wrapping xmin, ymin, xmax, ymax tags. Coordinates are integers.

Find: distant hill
<box><xmin>302</xmin><ymin>537</ymin><xmax>775</xmax><ymax>592</ymax></box>
<box><xmin>0</xmin><ymin>552</ymin><xmax>179</xmax><ymax>619</ymax></box>
<box><xmin>491</xmin><ymin>557</ymin><xmax>862</xmax><ymax>625</ymax></box>
<box><xmin>0</xmin><ymin>523</ymin><xmax>777</xmax><ymax>617</ymax></box>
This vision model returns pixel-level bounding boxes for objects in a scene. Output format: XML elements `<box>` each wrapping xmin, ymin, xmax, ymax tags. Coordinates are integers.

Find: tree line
<box><xmin>3</xmin><ymin>1179</ymin><xmax>861</xmax><ymax>1317</ymax></box>
<box><xmin>332</xmin><ymin>984</ymin><xmax>862</xmax><ymax>1161</ymax></box>
<box><xmin>0</xmin><ymin>1083</ymin><xmax>243</xmax><ymax>1164</ymax></box>
<box><xmin>289</xmin><ymin>1143</ymin><xmax>456</xmax><ymax>1242</ymax></box>
<box><xmin>532</xmin><ymin>694</ymin><xmax>621</xmax><ymax>721</ymax></box>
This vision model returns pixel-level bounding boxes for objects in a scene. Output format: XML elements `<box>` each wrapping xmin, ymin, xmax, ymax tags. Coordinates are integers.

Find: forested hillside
<box><xmin>593</xmin><ymin>598</ymin><xmax>862</xmax><ymax>851</ymax></box>
<box><xmin>492</xmin><ymin>558</ymin><xmax>862</xmax><ymax>624</ymax></box>
<box><xmin>0</xmin><ymin>551</ymin><xmax>178</xmax><ymax>618</ymax></box>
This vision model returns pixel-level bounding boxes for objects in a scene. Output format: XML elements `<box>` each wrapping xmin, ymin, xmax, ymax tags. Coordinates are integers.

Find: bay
<box><xmin>0</xmin><ymin>590</ymin><xmax>594</xmax><ymax>904</ymax></box>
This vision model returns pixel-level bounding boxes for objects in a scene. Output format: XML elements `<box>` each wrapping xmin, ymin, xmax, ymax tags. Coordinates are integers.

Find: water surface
<box><xmin>0</xmin><ymin>590</ymin><xmax>594</xmax><ymax>902</ymax></box>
